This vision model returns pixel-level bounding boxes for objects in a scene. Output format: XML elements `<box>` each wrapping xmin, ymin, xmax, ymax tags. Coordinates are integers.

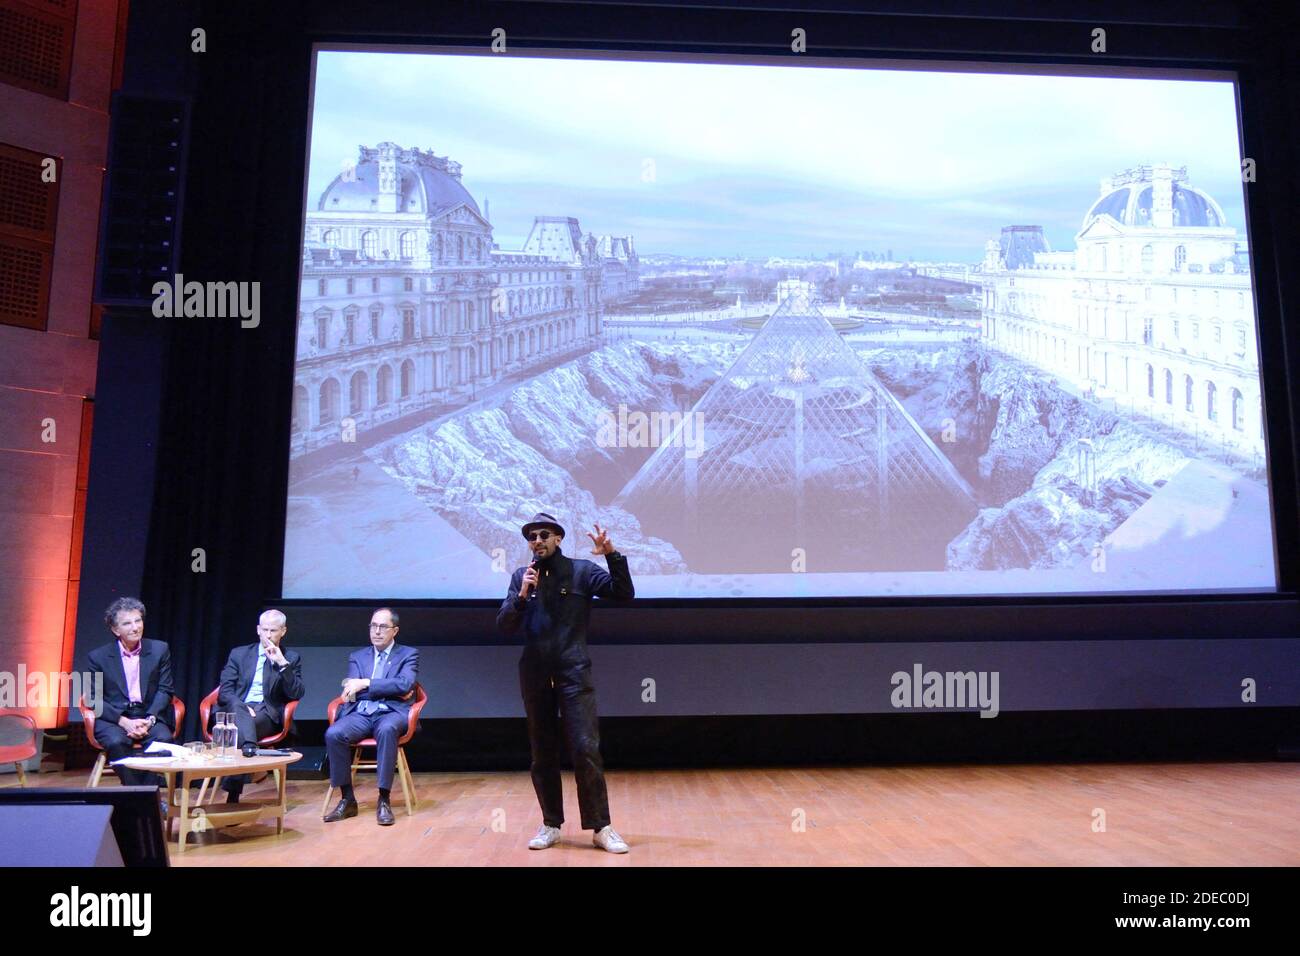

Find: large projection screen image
<box><xmin>284</xmin><ymin>48</ymin><xmax>1275</xmax><ymax>599</ymax></box>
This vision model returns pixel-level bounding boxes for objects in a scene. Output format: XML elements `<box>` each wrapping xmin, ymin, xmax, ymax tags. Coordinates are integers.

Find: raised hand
<box><xmin>586</xmin><ymin>522</ymin><xmax>614</xmax><ymax>555</ymax></box>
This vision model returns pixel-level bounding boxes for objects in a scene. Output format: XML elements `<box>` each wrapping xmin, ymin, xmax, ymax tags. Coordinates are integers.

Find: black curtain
<box><xmin>140</xmin><ymin>9</ymin><xmax>310</xmax><ymax>738</ymax></box>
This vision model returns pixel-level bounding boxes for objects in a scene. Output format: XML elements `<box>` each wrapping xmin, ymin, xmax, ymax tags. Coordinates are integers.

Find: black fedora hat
<box><xmin>521</xmin><ymin>512</ymin><xmax>565</xmax><ymax>539</ymax></box>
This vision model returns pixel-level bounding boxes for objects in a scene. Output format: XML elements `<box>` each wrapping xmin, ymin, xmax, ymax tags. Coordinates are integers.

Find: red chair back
<box><xmin>77</xmin><ymin>698</ymin><xmax>100</xmax><ymax>750</ymax></box>
<box><xmin>201</xmin><ymin>688</ymin><xmax>298</xmax><ymax>744</ymax></box>
<box><xmin>199</xmin><ymin>687</ymin><xmax>219</xmax><ymax>742</ymax></box>
<box><xmin>326</xmin><ymin>683</ymin><xmax>426</xmax><ymax>745</ymax></box>
<box><xmin>0</xmin><ymin>709</ymin><xmax>38</xmax><ymax>764</ymax></box>
<box><xmin>79</xmin><ymin>696</ymin><xmax>185</xmax><ymax>750</ymax></box>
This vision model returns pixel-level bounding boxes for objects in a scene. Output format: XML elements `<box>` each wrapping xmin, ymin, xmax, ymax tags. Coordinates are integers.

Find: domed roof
<box><xmin>1082</xmin><ymin>169</ymin><xmax>1227</xmax><ymax>230</ymax></box>
<box><xmin>318</xmin><ymin>145</ymin><xmax>480</xmax><ymax>217</ymax></box>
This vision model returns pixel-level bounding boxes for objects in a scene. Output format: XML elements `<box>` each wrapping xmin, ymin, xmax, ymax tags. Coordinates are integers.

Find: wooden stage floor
<box><xmin>35</xmin><ymin>761</ymin><xmax>1300</xmax><ymax>866</ymax></box>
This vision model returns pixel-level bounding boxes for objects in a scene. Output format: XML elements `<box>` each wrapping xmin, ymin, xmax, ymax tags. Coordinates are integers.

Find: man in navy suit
<box><xmin>215</xmin><ymin>608</ymin><xmax>304</xmax><ymax>802</ymax></box>
<box><xmin>85</xmin><ymin>597</ymin><xmax>175</xmax><ymax>788</ymax></box>
<box><xmin>323</xmin><ymin>608</ymin><xmax>419</xmax><ymax>826</ymax></box>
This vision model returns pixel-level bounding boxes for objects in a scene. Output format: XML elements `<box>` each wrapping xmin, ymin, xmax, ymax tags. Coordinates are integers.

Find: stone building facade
<box><xmin>291</xmin><ymin>143</ymin><xmax>638</xmax><ymax>455</ymax></box>
<box><xmin>980</xmin><ymin>164</ymin><xmax>1263</xmax><ymax>458</ymax></box>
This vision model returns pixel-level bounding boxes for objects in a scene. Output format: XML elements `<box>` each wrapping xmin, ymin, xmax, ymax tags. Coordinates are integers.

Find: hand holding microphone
<box><xmin>520</xmin><ymin>560</ymin><xmax>539</xmax><ymax>600</ymax></box>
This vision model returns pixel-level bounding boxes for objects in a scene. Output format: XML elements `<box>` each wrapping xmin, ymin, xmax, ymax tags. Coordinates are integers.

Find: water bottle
<box><xmin>217</xmin><ymin>712</ymin><xmax>235</xmax><ymax>760</ymax></box>
<box><xmin>223</xmin><ymin>714</ymin><xmax>237</xmax><ymax>760</ymax></box>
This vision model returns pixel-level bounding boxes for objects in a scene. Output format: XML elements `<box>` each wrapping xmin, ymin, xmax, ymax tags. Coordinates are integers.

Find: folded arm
<box><xmin>278</xmin><ymin>653</ymin><xmax>305</xmax><ymax>702</ymax></box>
<box><xmin>362</xmin><ymin>650</ymin><xmax>418</xmax><ymax>701</ymax></box>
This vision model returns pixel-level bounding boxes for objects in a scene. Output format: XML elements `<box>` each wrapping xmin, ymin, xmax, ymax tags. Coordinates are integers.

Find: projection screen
<box><xmin>283</xmin><ymin>47</ymin><xmax>1275</xmax><ymax>599</ymax></box>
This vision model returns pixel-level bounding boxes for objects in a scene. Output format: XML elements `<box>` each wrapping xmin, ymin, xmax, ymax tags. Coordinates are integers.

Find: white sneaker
<box><xmin>593</xmin><ymin>825</ymin><xmax>629</xmax><ymax>853</ymax></box>
<box><xmin>528</xmin><ymin>824</ymin><xmax>561</xmax><ymax>850</ymax></box>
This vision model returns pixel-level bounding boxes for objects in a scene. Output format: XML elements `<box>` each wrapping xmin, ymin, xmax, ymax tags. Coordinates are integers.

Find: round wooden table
<box><xmin>116</xmin><ymin>751</ymin><xmax>302</xmax><ymax>852</ymax></box>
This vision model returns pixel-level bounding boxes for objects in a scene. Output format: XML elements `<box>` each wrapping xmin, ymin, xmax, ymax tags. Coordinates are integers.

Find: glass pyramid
<box><xmin>614</xmin><ymin>291</ymin><xmax>978</xmax><ymax>573</ymax></box>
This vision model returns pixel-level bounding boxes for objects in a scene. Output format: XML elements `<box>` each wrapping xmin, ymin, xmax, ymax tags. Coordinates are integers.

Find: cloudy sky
<box><xmin>305</xmin><ymin>49</ymin><xmax>1248</xmax><ymax>262</ymax></box>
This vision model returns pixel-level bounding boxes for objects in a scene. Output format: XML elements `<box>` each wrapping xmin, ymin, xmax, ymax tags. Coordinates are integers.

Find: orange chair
<box><xmin>79</xmin><ymin>696</ymin><xmax>186</xmax><ymax>787</ymax></box>
<box><xmin>198</xmin><ymin>687</ymin><xmax>298</xmax><ymax>745</ymax></box>
<box><xmin>320</xmin><ymin>683</ymin><xmax>426</xmax><ymax>817</ymax></box>
<box><xmin>0</xmin><ymin>709</ymin><xmax>39</xmax><ymax>787</ymax></box>
<box><xmin>195</xmin><ymin>688</ymin><xmax>300</xmax><ymax>805</ymax></box>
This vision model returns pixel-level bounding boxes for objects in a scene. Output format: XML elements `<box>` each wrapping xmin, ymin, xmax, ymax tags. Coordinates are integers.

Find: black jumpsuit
<box><xmin>496</xmin><ymin>547</ymin><xmax>634</xmax><ymax>830</ymax></box>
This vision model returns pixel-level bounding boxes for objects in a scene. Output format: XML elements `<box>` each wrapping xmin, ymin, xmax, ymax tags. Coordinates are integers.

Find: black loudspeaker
<box><xmin>0</xmin><ymin>787</ymin><xmax>168</xmax><ymax>867</ymax></box>
<box><xmin>0</xmin><ymin>804</ymin><xmax>124</xmax><ymax>866</ymax></box>
<box><xmin>287</xmin><ymin>745</ymin><xmax>329</xmax><ymax>780</ymax></box>
<box><xmin>95</xmin><ymin>92</ymin><xmax>190</xmax><ymax>306</ymax></box>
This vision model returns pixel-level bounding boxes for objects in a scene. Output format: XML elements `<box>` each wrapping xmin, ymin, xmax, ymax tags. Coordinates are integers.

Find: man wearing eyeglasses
<box><xmin>322</xmin><ymin>607</ymin><xmax>419</xmax><ymax>826</ymax></box>
<box><xmin>496</xmin><ymin>512</ymin><xmax>635</xmax><ymax>853</ymax></box>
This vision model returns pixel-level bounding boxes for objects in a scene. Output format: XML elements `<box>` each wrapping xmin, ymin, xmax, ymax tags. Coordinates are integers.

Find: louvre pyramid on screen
<box><xmin>615</xmin><ymin>291</ymin><xmax>978</xmax><ymax>573</ymax></box>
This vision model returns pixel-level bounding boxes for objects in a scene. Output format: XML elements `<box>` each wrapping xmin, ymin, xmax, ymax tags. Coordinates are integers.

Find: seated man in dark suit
<box><xmin>215</xmin><ymin>608</ymin><xmax>304</xmax><ymax>802</ymax></box>
<box><xmin>86</xmin><ymin>596</ymin><xmax>175</xmax><ymax>789</ymax></box>
<box><xmin>323</xmin><ymin>607</ymin><xmax>418</xmax><ymax>827</ymax></box>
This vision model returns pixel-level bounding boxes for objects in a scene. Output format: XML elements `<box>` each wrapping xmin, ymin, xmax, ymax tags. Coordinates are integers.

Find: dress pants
<box><xmin>519</xmin><ymin>648</ymin><xmax>611</xmax><ymax>831</ymax></box>
<box><xmin>222</xmin><ymin>703</ymin><xmax>279</xmax><ymax>796</ymax></box>
<box><xmin>325</xmin><ymin>709</ymin><xmax>405</xmax><ymax>791</ymax></box>
<box><xmin>94</xmin><ymin>719</ymin><xmax>174</xmax><ymax>787</ymax></box>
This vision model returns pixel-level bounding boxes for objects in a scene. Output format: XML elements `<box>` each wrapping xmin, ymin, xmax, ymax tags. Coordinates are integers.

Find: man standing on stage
<box><xmin>496</xmin><ymin>512</ymin><xmax>634</xmax><ymax>853</ymax></box>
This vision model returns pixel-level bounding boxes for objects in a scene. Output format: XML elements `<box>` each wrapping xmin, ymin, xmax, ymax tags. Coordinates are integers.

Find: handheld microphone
<box><xmin>526</xmin><ymin>556</ymin><xmax>539</xmax><ymax>600</ymax></box>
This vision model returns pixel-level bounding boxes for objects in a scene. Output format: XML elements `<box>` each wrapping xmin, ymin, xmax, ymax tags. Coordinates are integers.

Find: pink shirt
<box><xmin>119</xmin><ymin>641</ymin><xmax>143</xmax><ymax>704</ymax></box>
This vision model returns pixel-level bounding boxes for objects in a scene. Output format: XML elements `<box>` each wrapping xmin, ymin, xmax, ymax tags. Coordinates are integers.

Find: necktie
<box><xmin>358</xmin><ymin>651</ymin><xmax>384</xmax><ymax>715</ymax></box>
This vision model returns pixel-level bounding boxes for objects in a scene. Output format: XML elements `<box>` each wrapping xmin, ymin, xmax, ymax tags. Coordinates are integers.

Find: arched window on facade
<box><xmin>349</xmin><ymin>371</ymin><xmax>368</xmax><ymax>415</ymax></box>
<box><xmin>319</xmin><ymin>378</ymin><xmax>340</xmax><ymax>424</ymax></box>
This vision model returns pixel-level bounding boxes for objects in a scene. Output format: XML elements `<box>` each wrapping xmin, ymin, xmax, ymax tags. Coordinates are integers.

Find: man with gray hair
<box><xmin>86</xmin><ymin>597</ymin><xmax>176</xmax><ymax>788</ymax></box>
<box><xmin>215</xmin><ymin>608</ymin><xmax>305</xmax><ymax>802</ymax></box>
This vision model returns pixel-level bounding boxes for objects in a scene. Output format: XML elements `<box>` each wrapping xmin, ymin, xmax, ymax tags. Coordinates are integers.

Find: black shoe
<box><xmin>376</xmin><ymin>797</ymin><xmax>395</xmax><ymax>826</ymax></box>
<box><xmin>323</xmin><ymin>797</ymin><xmax>358</xmax><ymax>823</ymax></box>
